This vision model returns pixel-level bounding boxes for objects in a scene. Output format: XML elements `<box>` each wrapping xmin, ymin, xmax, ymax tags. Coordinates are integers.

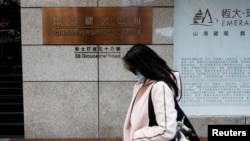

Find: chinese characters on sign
<box><xmin>192</xmin><ymin>8</ymin><xmax>250</xmax><ymax>37</ymax></box>
<box><xmin>74</xmin><ymin>46</ymin><xmax>121</xmax><ymax>59</ymax></box>
<box><xmin>42</xmin><ymin>7</ymin><xmax>152</xmax><ymax>44</ymax></box>
<box><xmin>180</xmin><ymin>57</ymin><xmax>250</xmax><ymax>106</ymax></box>
<box><xmin>174</xmin><ymin>0</ymin><xmax>250</xmax><ymax>115</ymax></box>
<box><xmin>193</xmin><ymin>30</ymin><xmax>246</xmax><ymax>36</ymax></box>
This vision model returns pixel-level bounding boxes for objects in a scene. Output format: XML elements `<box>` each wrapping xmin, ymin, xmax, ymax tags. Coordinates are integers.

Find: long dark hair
<box><xmin>123</xmin><ymin>44</ymin><xmax>179</xmax><ymax>98</ymax></box>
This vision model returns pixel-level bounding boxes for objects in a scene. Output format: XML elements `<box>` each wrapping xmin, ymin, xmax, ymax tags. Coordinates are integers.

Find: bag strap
<box><xmin>148</xmin><ymin>85</ymin><xmax>157</xmax><ymax>126</ymax></box>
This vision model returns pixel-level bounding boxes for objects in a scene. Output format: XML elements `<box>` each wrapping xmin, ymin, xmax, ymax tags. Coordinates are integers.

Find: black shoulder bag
<box><xmin>148</xmin><ymin>86</ymin><xmax>200</xmax><ymax>141</ymax></box>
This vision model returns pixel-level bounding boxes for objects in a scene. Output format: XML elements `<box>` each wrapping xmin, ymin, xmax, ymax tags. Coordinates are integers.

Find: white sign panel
<box><xmin>174</xmin><ymin>0</ymin><xmax>250</xmax><ymax>115</ymax></box>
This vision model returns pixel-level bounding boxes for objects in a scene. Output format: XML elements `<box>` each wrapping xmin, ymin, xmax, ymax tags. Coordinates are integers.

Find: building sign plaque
<box><xmin>42</xmin><ymin>7</ymin><xmax>152</xmax><ymax>45</ymax></box>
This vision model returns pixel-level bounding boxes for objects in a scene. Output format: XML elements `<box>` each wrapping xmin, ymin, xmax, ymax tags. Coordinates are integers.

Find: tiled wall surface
<box><xmin>20</xmin><ymin>0</ymin><xmax>250</xmax><ymax>138</ymax></box>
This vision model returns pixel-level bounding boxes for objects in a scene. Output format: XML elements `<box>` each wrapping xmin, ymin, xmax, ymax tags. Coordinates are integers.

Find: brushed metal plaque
<box><xmin>42</xmin><ymin>7</ymin><xmax>152</xmax><ymax>45</ymax></box>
